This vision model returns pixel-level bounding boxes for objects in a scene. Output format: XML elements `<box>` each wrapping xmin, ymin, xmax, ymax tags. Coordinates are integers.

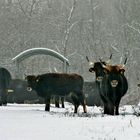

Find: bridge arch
<box><xmin>12</xmin><ymin>48</ymin><xmax>70</xmax><ymax>78</ymax></box>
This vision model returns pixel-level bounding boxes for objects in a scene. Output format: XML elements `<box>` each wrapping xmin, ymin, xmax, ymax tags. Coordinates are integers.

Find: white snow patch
<box><xmin>0</xmin><ymin>103</ymin><xmax>140</xmax><ymax>140</ymax></box>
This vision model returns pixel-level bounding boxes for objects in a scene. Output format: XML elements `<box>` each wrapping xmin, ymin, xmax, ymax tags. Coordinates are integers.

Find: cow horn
<box><xmin>121</xmin><ymin>57</ymin><xmax>127</xmax><ymax>68</ymax></box>
<box><xmin>101</xmin><ymin>62</ymin><xmax>106</xmax><ymax>68</ymax></box>
<box><xmin>106</xmin><ymin>54</ymin><xmax>113</xmax><ymax>64</ymax></box>
<box><xmin>86</xmin><ymin>56</ymin><xmax>94</xmax><ymax>66</ymax></box>
<box><xmin>36</xmin><ymin>75</ymin><xmax>40</xmax><ymax>82</ymax></box>
<box><xmin>124</xmin><ymin>57</ymin><xmax>127</xmax><ymax>65</ymax></box>
<box><xmin>109</xmin><ymin>54</ymin><xmax>113</xmax><ymax>59</ymax></box>
<box><xmin>86</xmin><ymin>56</ymin><xmax>90</xmax><ymax>62</ymax></box>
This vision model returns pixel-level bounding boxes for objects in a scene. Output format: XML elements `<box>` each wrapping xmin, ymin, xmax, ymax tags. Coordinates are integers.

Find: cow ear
<box><xmin>89</xmin><ymin>67</ymin><xmax>95</xmax><ymax>73</ymax></box>
<box><xmin>36</xmin><ymin>76</ymin><xmax>40</xmax><ymax>82</ymax></box>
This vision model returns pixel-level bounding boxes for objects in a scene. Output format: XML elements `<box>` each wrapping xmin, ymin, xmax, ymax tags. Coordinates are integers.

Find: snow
<box><xmin>0</xmin><ymin>103</ymin><xmax>140</xmax><ymax>140</ymax></box>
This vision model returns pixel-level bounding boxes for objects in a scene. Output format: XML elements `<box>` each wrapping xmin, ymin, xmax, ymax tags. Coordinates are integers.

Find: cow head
<box><xmin>102</xmin><ymin>65</ymin><xmax>126</xmax><ymax>87</ymax></box>
<box><xmin>89</xmin><ymin>62</ymin><xmax>107</xmax><ymax>82</ymax></box>
<box><xmin>87</xmin><ymin>55</ymin><xmax>112</xmax><ymax>82</ymax></box>
<box><xmin>25</xmin><ymin>75</ymin><xmax>40</xmax><ymax>91</ymax></box>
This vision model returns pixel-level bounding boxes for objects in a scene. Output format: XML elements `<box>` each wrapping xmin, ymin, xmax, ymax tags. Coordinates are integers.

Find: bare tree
<box><xmin>62</xmin><ymin>0</ymin><xmax>77</xmax><ymax>57</ymax></box>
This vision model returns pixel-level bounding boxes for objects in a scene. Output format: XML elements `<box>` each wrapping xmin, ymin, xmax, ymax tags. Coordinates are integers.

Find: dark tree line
<box><xmin>0</xmin><ymin>0</ymin><xmax>140</xmax><ymax>104</ymax></box>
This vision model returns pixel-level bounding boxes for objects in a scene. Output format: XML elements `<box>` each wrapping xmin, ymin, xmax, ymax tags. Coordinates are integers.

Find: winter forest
<box><xmin>0</xmin><ymin>0</ymin><xmax>140</xmax><ymax>101</ymax></box>
<box><xmin>1</xmin><ymin>0</ymin><xmax>140</xmax><ymax>104</ymax></box>
<box><xmin>1</xmin><ymin>0</ymin><xmax>140</xmax><ymax>140</ymax></box>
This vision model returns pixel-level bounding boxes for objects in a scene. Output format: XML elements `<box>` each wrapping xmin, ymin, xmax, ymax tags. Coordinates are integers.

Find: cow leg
<box><xmin>115</xmin><ymin>98</ymin><xmax>121</xmax><ymax>115</ymax></box>
<box><xmin>104</xmin><ymin>103</ymin><xmax>114</xmax><ymax>115</ymax></box>
<box><xmin>0</xmin><ymin>90</ymin><xmax>2</xmax><ymax>106</ymax></box>
<box><xmin>114</xmin><ymin>104</ymin><xmax>120</xmax><ymax>115</ymax></box>
<box><xmin>1</xmin><ymin>89</ymin><xmax>7</xmax><ymax>106</ymax></box>
<box><xmin>73</xmin><ymin>102</ymin><xmax>79</xmax><ymax>113</ymax></box>
<box><xmin>74</xmin><ymin>104</ymin><xmax>79</xmax><ymax>113</ymax></box>
<box><xmin>55</xmin><ymin>96</ymin><xmax>60</xmax><ymax>108</ymax></box>
<box><xmin>110</xmin><ymin>106</ymin><xmax>115</xmax><ymax>115</ymax></box>
<box><xmin>61</xmin><ymin>97</ymin><xmax>65</xmax><ymax>108</ymax></box>
<box><xmin>45</xmin><ymin>97</ymin><xmax>50</xmax><ymax>111</ymax></box>
<box><xmin>78</xmin><ymin>92</ymin><xmax>87</xmax><ymax>113</ymax></box>
<box><xmin>100</xmin><ymin>95</ymin><xmax>109</xmax><ymax>114</ymax></box>
<box><xmin>0</xmin><ymin>96</ymin><xmax>2</xmax><ymax>106</ymax></box>
<box><xmin>82</xmin><ymin>102</ymin><xmax>87</xmax><ymax>113</ymax></box>
<box><xmin>100</xmin><ymin>95</ymin><xmax>116</xmax><ymax>115</ymax></box>
<box><xmin>104</xmin><ymin>103</ymin><xmax>109</xmax><ymax>114</ymax></box>
<box><xmin>74</xmin><ymin>92</ymin><xmax>87</xmax><ymax>113</ymax></box>
<box><xmin>108</xmin><ymin>104</ymin><xmax>115</xmax><ymax>115</ymax></box>
<box><xmin>71</xmin><ymin>93</ymin><xmax>80</xmax><ymax>113</ymax></box>
<box><xmin>115</xmin><ymin>106</ymin><xmax>119</xmax><ymax>115</ymax></box>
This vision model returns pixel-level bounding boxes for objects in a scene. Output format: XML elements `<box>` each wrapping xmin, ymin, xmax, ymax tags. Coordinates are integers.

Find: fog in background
<box><xmin>0</xmin><ymin>0</ymin><xmax>140</xmax><ymax>102</ymax></box>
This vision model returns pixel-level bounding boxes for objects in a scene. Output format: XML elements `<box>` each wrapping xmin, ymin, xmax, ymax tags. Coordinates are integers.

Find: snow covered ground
<box><xmin>0</xmin><ymin>102</ymin><xmax>140</xmax><ymax>140</ymax></box>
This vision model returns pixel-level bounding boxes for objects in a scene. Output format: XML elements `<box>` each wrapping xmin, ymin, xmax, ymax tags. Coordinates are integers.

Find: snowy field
<box><xmin>0</xmin><ymin>102</ymin><xmax>140</xmax><ymax>140</ymax></box>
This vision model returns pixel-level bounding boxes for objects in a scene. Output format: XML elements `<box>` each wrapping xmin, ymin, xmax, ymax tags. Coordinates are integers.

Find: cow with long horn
<box><xmin>88</xmin><ymin>55</ymin><xmax>128</xmax><ymax>115</ymax></box>
<box><xmin>86</xmin><ymin>56</ymin><xmax>111</xmax><ymax>106</ymax></box>
<box><xmin>87</xmin><ymin>55</ymin><xmax>112</xmax><ymax>82</ymax></box>
<box><xmin>99</xmin><ymin>58</ymin><xmax>128</xmax><ymax>115</ymax></box>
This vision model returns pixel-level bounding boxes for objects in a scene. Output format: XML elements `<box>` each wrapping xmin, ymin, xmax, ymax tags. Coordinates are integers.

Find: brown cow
<box><xmin>25</xmin><ymin>73</ymin><xmax>87</xmax><ymax>113</ymax></box>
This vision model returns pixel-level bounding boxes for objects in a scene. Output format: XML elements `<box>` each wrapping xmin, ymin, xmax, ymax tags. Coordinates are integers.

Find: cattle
<box><xmin>0</xmin><ymin>67</ymin><xmax>12</xmax><ymax>106</ymax></box>
<box><xmin>8</xmin><ymin>79</ymin><xmax>64</xmax><ymax>107</ymax></box>
<box><xmin>25</xmin><ymin>73</ymin><xmax>87</xmax><ymax>113</ymax></box>
<box><xmin>54</xmin><ymin>96</ymin><xmax>65</xmax><ymax>108</ymax></box>
<box><xmin>86</xmin><ymin>56</ymin><xmax>108</xmax><ymax>106</ymax></box>
<box><xmin>8</xmin><ymin>79</ymin><xmax>43</xmax><ymax>104</ymax></box>
<box><xmin>88</xmin><ymin>56</ymin><xmax>128</xmax><ymax>115</ymax></box>
<box><xmin>83</xmin><ymin>81</ymin><xmax>103</xmax><ymax>106</ymax></box>
<box><xmin>99</xmin><ymin>64</ymin><xmax>128</xmax><ymax>115</ymax></box>
<box><xmin>87</xmin><ymin>55</ymin><xmax>112</xmax><ymax>83</ymax></box>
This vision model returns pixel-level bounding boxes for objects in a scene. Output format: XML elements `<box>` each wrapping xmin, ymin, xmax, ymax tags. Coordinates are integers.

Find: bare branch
<box><xmin>17</xmin><ymin>0</ymin><xmax>29</xmax><ymax>19</ymax></box>
<box><xmin>54</xmin><ymin>67</ymin><xmax>58</xmax><ymax>73</ymax></box>
<box><xmin>29</xmin><ymin>0</ymin><xmax>41</xmax><ymax>16</ymax></box>
<box><xmin>63</xmin><ymin>0</ymin><xmax>77</xmax><ymax>56</ymax></box>
<box><xmin>67</xmin><ymin>51</ymin><xmax>77</xmax><ymax>58</ymax></box>
<box><xmin>67</xmin><ymin>0</ymin><xmax>77</xmax><ymax>22</ymax></box>
<box><xmin>120</xmin><ymin>56</ymin><xmax>123</xmax><ymax>64</ymax></box>
<box><xmin>48</xmin><ymin>61</ymin><xmax>52</xmax><ymax>73</ymax></box>
<box><xmin>110</xmin><ymin>42</ymin><xmax>120</xmax><ymax>53</ymax></box>
<box><xmin>69</xmin><ymin>21</ymin><xmax>79</xmax><ymax>31</ymax></box>
<box><xmin>54</xmin><ymin>44</ymin><xmax>61</xmax><ymax>54</ymax></box>
<box><xmin>121</xmin><ymin>23</ymin><xmax>140</xmax><ymax>35</ymax></box>
<box><xmin>29</xmin><ymin>0</ymin><xmax>36</xmax><ymax>16</ymax></box>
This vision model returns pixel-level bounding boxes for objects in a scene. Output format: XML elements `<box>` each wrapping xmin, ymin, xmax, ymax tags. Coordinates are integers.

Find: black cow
<box><xmin>54</xmin><ymin>96</ymin><xmax>65</xmax><ymax>108</ymax></box>
<box><xmin>0</xmin><ymin>67</ymin><xmax>12</xmax><ymax>106</ymax></box>
<box><xmin>25</xmin><ymin>73</ymin><xmax>87</xmax><ymax>113</ymax></box>
<box><xmin>8</xmin><ymin>79</ymin><xmax>43</xmax><ymax>104</ymax></box>
<box><xmin>89</xmin><ymin>62</ymin><xmax>106</xmax><ymax>83</ymax></box>
<box><xmin>87</xmin><ymin>57</ymin><xmax>107</xmax><ymax>106</ymax></box>
<box><xmin>88</xmin><ymin>56</ymin><xmax>128</xmax><ymax>115</ymax></box>
<box><xmin>99</xmin><ymin>64</ymin><xmax>128</xmax><ymax>115</ymax></box>
<box><xmin>8</xmin><ymin>79</ymin><xmax>64</xmax><ymax>107</ymax></box>
<box><xmin>83</xmin><ymin>81</ymin><xmax>103</xmax><ymax>106</ymax></box>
